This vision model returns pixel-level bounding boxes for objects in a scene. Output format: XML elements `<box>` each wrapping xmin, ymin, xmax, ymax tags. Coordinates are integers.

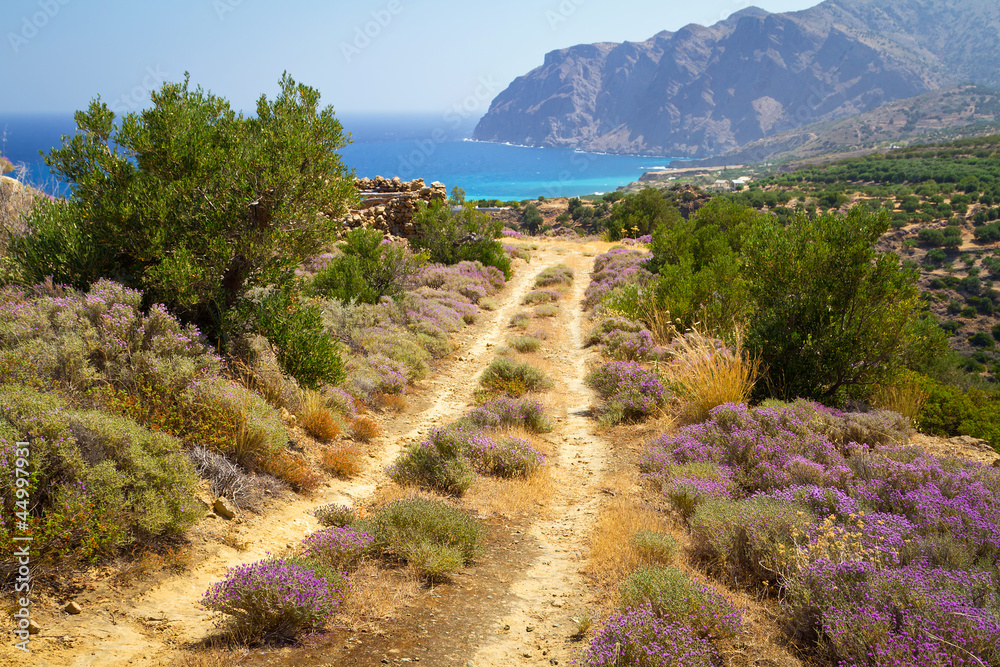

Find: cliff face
<box><xmin>473</xmin><ymin>0</ymin><xmax>1000</xmax><ymax>157</ymax></box>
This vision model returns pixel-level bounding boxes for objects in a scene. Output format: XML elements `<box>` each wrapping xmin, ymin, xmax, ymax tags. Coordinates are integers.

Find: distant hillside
<box><xmin>690</xmin><ymin>84</ymin><xmax>1000</xmax><ymax>167</ymax></box>
<box><xmin>474</xmin><ymin>0</ymin><xmax>1000</xmax><ymax>157</ymax></box>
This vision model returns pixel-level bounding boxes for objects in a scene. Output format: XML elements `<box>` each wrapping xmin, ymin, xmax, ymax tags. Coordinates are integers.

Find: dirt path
<box><xmin>5</xmin><ymin>240</ymin><xmax>610</xmax><ymax>667</ymax></box>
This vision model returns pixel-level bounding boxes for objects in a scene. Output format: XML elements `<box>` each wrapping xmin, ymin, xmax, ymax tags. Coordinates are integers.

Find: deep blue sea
<box><xmin>0</xmin><ymin>112</ymin><xmax>682</xmax><ymax>200</ymax></box>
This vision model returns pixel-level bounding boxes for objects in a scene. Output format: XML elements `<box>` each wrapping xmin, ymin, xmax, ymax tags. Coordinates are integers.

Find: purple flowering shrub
<box><xmin>462</xmin><ymin>397</ymin><xmax>553</xmax><ymax>433</ymax></box>
<box><xmin>585</xmin><ymin>361</ymin><xmax>668</xmax><ymax>424</ymax></box>
<box><xmin>583</xmin><ymin>248</ymin><xmax>652</xmax><ymax>311</ymax></box>
<box><xmin>618</xmin><ymin>567</ymin><xmax>743</xmax><ymax>641</ymax></box>
<box><xmin>388</xmin><ymin>421</ymin><xmax>547</xmax><ymax>493</ymax></box>
<box><xmin>642</xmin><ymin>399</ymin><xmax>1000</xmax><ymax>665</ymax></box>
<box><xmin>582</xmin><ymin>603</ymin><xmax>714</xmax><ymax>667</ymax></box>
<box><xmin>0</xmin><ymin>279</ymin><xmax>219</xmax><ymax>391</ymax></box>
<box><xmin>465</xmin><ymin>434</ymin><xmax>545</xmax><ymax>478</ymax></box>
<box><xmin>201</xmin><ymin>556</ymin><xmax>348</xmax><ymax>639</ymax></box>
<box><xmin>584</xmin><ymin>317</ymin><xmax>648</xmax><ymax>347</ymax></box>
<box><xmin>603</xmin><ymin>329</ymin><xmax>663</xmax><ymax>361</ymax></box>
<box><xmin>786</xmin><ymin>561</ymin><xmax>1000</xmax><ymax>666</ymax></box>
<box><xmin>301</xmin><ymin>525</ymin><xmax>374</xmax><ymax>569</ymax></box>
<box><xmin>522</xmin><ymin>288</ymin><xmax>562</xmax><ymax>305</ymax></box>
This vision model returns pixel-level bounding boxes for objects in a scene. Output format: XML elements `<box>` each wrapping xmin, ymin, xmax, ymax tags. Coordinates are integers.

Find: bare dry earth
<box><xmin>2</xmin><ymin>239</ymin><xmax>619</xmax><ymax>667</ymax></box>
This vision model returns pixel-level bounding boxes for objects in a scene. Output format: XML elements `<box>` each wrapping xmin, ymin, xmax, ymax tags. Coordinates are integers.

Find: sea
<box><xmin>0</xmin><ymin>112</ymin><xmax>683</xmax><ymax>201</ymax></box>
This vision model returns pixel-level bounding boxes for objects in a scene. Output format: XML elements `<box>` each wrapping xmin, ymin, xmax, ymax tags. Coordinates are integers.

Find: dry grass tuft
<box><xmin>465</xmin><ymin>431</ymin><xmax>554</xmax><ymax>517</ymax></box>
<box><xmin>352</xmin><ymin>416</ymin><xmax>381</xmax><ymax>442</ymax></box>
<box><xmin>587</xmin><ymin>477</ymin><xmax>675</xmax><ymax>594</ymax></box>
<box><xmin>258</xmin><ymin>449</ymin><xmax>322</xmax><ymax>494</ymax></box>
<box><xmin>872</xmin><ymin>373</ymin><xmax>928</xmax><ymax>425</ymax></box>
<box><xmin>336</xmin><ymin>561</ymin><xmax>421</xmax><ymax>631</ymax></box>
<box><xmin>662</xmin><ymin>325</ymin><xmax>761</xmax><ymax>424</ymax></box>
<box><xmin>298</xmin><ymin>389</ymin><xmax>340</xmax><ymax>441</ymax></box>
<box><xmin>374</xmin><ymin>392</ymin><xmax>407</xmax><ymax>413</ymax></box>
<box><xmin>319</xmin><ymin>442</ymin><xmax>365</xmax><ymax>478</ymax></box>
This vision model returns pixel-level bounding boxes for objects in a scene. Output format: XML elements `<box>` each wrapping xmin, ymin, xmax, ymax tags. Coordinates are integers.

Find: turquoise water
<box><xmin>0</xmin><ymin>112</ymin><xmax>683</xmax><ymax>200</ymax></box>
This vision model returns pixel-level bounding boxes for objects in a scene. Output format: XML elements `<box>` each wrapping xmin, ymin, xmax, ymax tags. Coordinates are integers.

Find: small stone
<box><xmin>522</xmin><ymin>653</ymin><xmax>532</xmax><ymax>658</ymax></box>
<box><xmin>64</xmin><ymin>601</ymin><xmax>82</xmax><ymax>615</ymax></box>
<box><xmin>993</xmin><ymin>458</ymin><xmax>1000</xmax><ymax>468</ymax></box>
<box><xmin>503</xmin><ymin>624</ymin><xmax>510</xmax><ymax>631</ymax></box>
<box><xmin>526</xmin><ymin>625</ymin><xmax>535</xmax><ymax>632</ymax></box>
<box><xmin>213</xmin><ymin>497</ymin><xmax>236</xmax><ymax>519</ymax></box>
<box><xmin>27</xmin><ymin>619</ymin><xmax>41</xmax><ymax>634</ymax></box>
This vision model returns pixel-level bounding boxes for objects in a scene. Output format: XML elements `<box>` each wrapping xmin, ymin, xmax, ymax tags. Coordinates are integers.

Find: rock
<box><xmin>279</xmin><ymin>407</ymin><xmax>297</xmax><ymax>426</ymax></box>
<box><xmin>949</xmin><ymin>435</ymin><xmax>990</xmax><ymax>451</ymax></box>
<box><xmin>213</xmin><ymin>497</ymin><xmax>237</xmax><ymax>519</ymax></box>
<box><xmin>64</xmin><ymin>601</ymin><xmax>82</xmax><ymax>615</ymax></box>
<box><xmin>993</xmin><ymin>458</ymin><xmax>1000</xmax><ymax>468</ymax></box>
<box><xmin>0</xmin><ymin>156</ymin><xmax>13</xmax><ymax>174</ymax></box>
<box><xmin>27</xmin><ymin>620</ymin><xmax>41</xmax><ymax>634</ymax></box>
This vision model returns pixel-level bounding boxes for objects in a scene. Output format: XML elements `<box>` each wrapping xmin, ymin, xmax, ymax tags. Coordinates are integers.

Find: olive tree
<box><xmin>11</xmin><ymin>73</ymin><xmax>355</xmax><ymax>343</ymax></box>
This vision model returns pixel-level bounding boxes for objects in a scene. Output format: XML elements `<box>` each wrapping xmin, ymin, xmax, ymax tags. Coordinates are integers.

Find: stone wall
<box><xmin>342</xmin><ymin>176</ymin><xmax>447</xmax><ymax>237</ymax></box>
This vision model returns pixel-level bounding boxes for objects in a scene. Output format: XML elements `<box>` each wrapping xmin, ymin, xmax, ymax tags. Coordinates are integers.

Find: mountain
<box><xmin>473</xmin><ymin>0</ymin><xmax>1000</xmax><ymax>158</ymax></box>
<box><xmin>692</xmin><ymin>84</ymin><xmax>1000</xmax><ymax>167</ymax></box>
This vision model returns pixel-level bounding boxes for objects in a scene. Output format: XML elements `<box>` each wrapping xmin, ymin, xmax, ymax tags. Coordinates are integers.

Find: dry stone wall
<box><xmin>342</xmin><ymin>176</ymin><xmax>447</xmax><ymax>237</ymax></box>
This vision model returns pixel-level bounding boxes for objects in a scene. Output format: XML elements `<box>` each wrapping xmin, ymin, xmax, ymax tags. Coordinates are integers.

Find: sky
<box><xmin>2</xmin><ymin>0</ymin><xmax>821</xmax><ymax>117</ymax></box>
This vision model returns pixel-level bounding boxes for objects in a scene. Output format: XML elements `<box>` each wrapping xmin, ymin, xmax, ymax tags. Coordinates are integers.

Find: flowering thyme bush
<box><xmin>582</xmin><ymin>603</ymin><xmax>714</xmax><ymax>667</ymax></box>
<box><xmin>462</xmin><ymin>397</ymin><xmax>553</xmax><ymax>433</ymax></box>
<box><xmin>301</xmin><ymin>525</ymin><xmax>374</xmax><ymax>569</ymax></box>
<box><xmin>583</xmin><ymin>248</ymin><xmax>652</xmax><ymax>311</ymax></box>
<box><xmin>201</xmin><ymin>556</ymin><xmax>348</xmax><ymax>640</ymax></box>
<box><xmin>465</xmin><ymin>434</ymin><xmax>545</xmax><ymax>478</ymax></box>
<box><xmin>786</xmin><ymin>561</ymin><xmax>1000</xmax><ymax>666</ymax></box>
<box><xmin>640</xmin><ymin>398</ymin><xmax>1000</xmax><ymax>665</ymax></box>
<box><xmin>585</xmin><ymin>361</ymin><xmax>667</xmax><ymax>424</ymax></box>
<box><xmin>618</xmin><ymin>567</ymin><xmax>743</xmax><ymax>641</ymax></box>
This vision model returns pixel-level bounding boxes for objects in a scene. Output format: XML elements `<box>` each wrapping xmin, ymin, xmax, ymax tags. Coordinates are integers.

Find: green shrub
<box><xmin>970</xmin><ymin>332</ymin><xmax>995</xmax><ymax>348</ymax></box>
<box><xmin>509</xmin><ymin>312</ymin><xmax>530</xmax><ymax>329</ymax></box>
<box><xmin>313</xmin><ymin>503</ymin><xmax>356</xmax><ymax>527</ymax></box>
<box><xmin>533</xmin><ymin>304</ymin><xmax>559</xmax><ymax>318</ymax></box>
<box><xmin>10</xmin><ymin>74</ymin><xmax>354</xmax><ymax>344</ymax></box>
<box><xmin>631</xmin><ymin>529</ymin><xmax>679</xmax><ymax>564</ymax></box>
<box><xmin>534</xmin><ymin>264</ymin><xmax>574</xmax><ymax>287</ymax></box>
<box><xmin>689</xmin><ymin>498</ymin><xmax>814</xmax><ymax>591</ymax></box>
<box><xmin>479</xmin><ymin>356</ymin><xmax>553</xmax><ymax>397</ymax></box>
<box><xmin>252</xmin><ymin>289</ymin><xmax>345</xmax><ymax>390</ymax></box>
<box><xmin>522</xmin><ymin>289</ymin><xmax>561</xmax><ymax>305</ymax></box>
<box><xmin>509</xmin><ymin>335</ymin><xmax>541</xmax><ymax>353</ymax></box>
<box><xmin>618</xmin><ymin>567</ymin><xmax>743</xmax><ymax>641</ymax></box>
<box><xmin>411</xmin><ymin>197</ymin><xmax>511</xmax><ymax>279</ymax></box>
<box><xmin>311</xmin><ymin>228</ymin><xmax>425</xmax><ymax>304</ymax></box>
<box><xmin>368</xmin><ymin>498</ymin><xmax>482</xmax><ymax>579</ymax></box>
<box><xmin>0</xmin><ymin>385</ymin><xmax>201</xmax><ymax>570</ymax></box>
<box><xmin>387</xmin><ymin>428</ymin><xmax>475</xmax><ymax>496</ymax></box>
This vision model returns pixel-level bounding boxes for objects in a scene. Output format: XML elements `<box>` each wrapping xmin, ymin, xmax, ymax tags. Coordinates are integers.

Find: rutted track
<box><xmin>6</xmin><ymin>241</ymin><xmax>607</xmax><ymax>667</ymax></box>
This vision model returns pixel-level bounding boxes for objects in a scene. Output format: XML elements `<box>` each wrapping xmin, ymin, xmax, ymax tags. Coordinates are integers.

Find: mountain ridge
<box><xmin>473</xmin><ymin>0</ymin><xmax>1000</xmax><ymax>157</ymax></box>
